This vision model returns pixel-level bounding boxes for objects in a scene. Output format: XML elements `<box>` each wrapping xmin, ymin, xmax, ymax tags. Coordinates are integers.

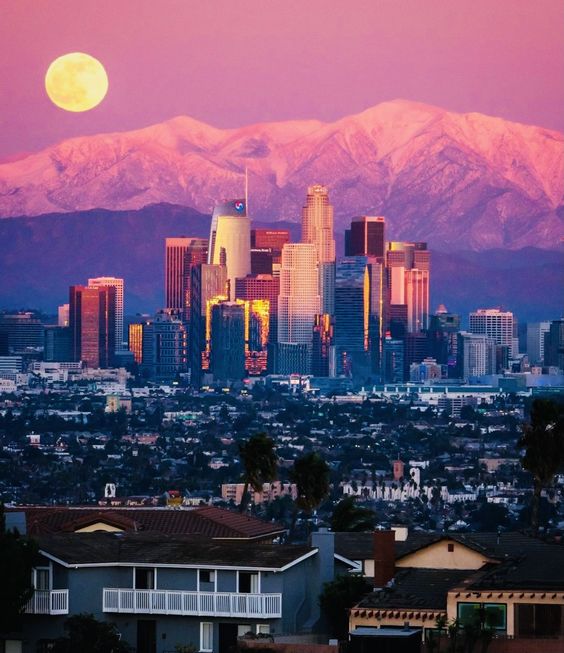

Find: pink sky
<box><xmin>1</xmin><ymin>0</ymin><xmax>563</xmax><ymax>156</ymax></box>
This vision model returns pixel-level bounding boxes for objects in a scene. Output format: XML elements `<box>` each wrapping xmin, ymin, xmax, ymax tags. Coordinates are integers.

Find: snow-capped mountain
<box><xmin>1</xmin><ymin>100</ymin><xmax>562</xmax><ymax>249</ymax></box>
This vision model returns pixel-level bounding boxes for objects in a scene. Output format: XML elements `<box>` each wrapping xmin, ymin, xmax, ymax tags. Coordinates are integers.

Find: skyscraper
<box><xmin>141</xmin><ymin>311</ymin><xmax>187</xmax><ymax>381</ymax></box>
<box><xmin>312</xmin><ymin>314</ymin><xmax>334</xmax><ymax>377</ymax></box>
<box><xmin>165</xmin><ymin>238</ymin><xmax>192</xmax><ymax>312</ymax></box>
<box><xmin>334</xmin><ymin>256</ymin><xmax>371</xmax><ymax>378</ymax></box>
<box><xmin>182</xmin><ymin>238</ymin><xmax>208</xmax><ymax>323</ymax></box>
<box><xmin>301</xmin><ymin>185</ymin><xmax>335</xmax><ymax>316</ymax></box>
<box><xmin>210</xmin><ymin>302</ymin><xmax>246</xmax><ymax>382</ymax></box>
<box><xmin>457</xmin><ymin>332</ymin><xmax>496</xmax><ymax>380</ymax></box>
<box><xmin>88</xmin><ymin>277</ymin><xmax>124</xmax><ymax>350</ymax></box>
<box><xmin>208</xmin><ymin>199</ymin><xmax>251</xmax><ymax>299</ymax></box>
<box><xmin>277</xmin><ymin>243</ymin><xmax>320</xmax><ymax>374</ymax></box>
<box><xmin>469</xmin><ymin>308</ymin><xmax>514</xmax><ymax>357</ymax></box>
<box><xmin>543</xmin><ymin>319</ymin><xmax>564</xmax><ymax>370</ymax></box>
<box><xmin>526</xmin><ymin>322</ymin><xmax>551</xmax><ymax>365</ymax></box>
<box><xmin>69</xmin><ymin>285</ymin><xmax>116</xmax><ymax>368</ymax></box>
<box><xmin>58</xmin><ymin>304</ymin><xmax>69</xmax><ymax>327</ymax></box>
<box><xmin>128</xmin><ymin>322</ymin><xmax>145</xmax><ymax>364</ymax></box>
<box><xmin>386</xmin><ymin>242</ymin><xmax>430</xmax><ymax>333</ymax></box>
<box><xmin>345</xmin><ymin>216</ymin><xmax>385</xmax><ymax>260</ymax></box>
<box><xmin>189</xmin><ymin>263</ymin><xmax>228</xmax><ymax>386</ymax></box>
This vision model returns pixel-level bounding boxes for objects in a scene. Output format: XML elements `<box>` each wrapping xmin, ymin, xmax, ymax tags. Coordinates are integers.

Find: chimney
<box><xmin>373</xmin><ymin>529</ymin><xmax>395</xmax><ymax>588</ymax></box>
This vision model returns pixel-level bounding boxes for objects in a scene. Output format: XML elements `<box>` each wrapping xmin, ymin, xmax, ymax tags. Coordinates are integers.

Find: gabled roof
<box><xmin>355</xmin><ymin>568</ymin><xmax>469</xmax><ymax>611</ymax></box>
<box><xmin>37</xmin><ymin>532</ymin><xmax>315</xmax><ymax>571</ymax></box>
<box><xmin>334</xmin><ymin>531</ymin><xmax>552</xmax><ymax>565</ymax></box>
<box><xmin>8</xmin><ymin>505</ymin><xmax>285</xmax><ymax>540</ymax></box>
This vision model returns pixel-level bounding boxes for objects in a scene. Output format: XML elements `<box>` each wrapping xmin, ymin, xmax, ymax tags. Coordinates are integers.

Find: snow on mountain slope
<box><xmin>0</xmin><ymin>99</ymin><xmax>562</xmax><ymax>250</ymax></box>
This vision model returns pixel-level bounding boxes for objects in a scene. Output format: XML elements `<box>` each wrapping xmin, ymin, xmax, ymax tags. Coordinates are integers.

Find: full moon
<box><xmin>45</xmin><ymin>52</ymin><xmax>108</xmax><ymax>112</ymax></box>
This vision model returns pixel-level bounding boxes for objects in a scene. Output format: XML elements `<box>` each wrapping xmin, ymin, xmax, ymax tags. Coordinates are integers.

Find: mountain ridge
<box><xmin>0</xmin><ymin>99</ymin><xmax>563</xmax><ymax>250</ymax></box>
<box><xmin>0</xmin><ymin>204</ymin><xmax>561</xmax><ymax>322</ymax></box>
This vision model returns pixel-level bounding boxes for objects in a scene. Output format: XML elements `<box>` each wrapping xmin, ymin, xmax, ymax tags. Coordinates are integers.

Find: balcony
<box><xmin>25</xmin><ymin>589</ymin><xmax>69</xmax><ymax>615</ymax></box>
<box><xmin>103</xmin><ymin>589</ymin><xmax>282</xmax><ymax>618</ymax></box>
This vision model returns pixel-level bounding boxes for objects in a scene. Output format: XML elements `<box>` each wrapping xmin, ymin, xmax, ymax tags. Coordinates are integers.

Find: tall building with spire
<box><xmin>300</xmin><ymin>185</ymin><xmax>335</xmax><ymax>315</ymax></box>
<box><xmin>88</xmin><ymin>277</ymin><xmax>124</xmax><ymax>350</ymax></box>
<box><xmin>208</xmin><ymin>199</ymin><xmax>251</xmax><ymax>299</ymax></box>
<box><xmin>277</xmin><ymin>243</ymin><xmax>320</xmax><ymax>374</ymax></box>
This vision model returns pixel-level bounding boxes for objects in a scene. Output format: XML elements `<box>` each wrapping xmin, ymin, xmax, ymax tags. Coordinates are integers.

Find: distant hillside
<box><xmin>1</xmin><ymin>99</ymin><xmax>562</xmax><ymax>250</ymax></box>
<box><xmin>0</xmin><ymin>204</ymin><xmax>561</xmax><ymax>322</ymax></box>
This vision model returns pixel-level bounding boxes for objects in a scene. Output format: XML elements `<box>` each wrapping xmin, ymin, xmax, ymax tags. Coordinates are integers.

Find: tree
<box><xmin>319</xmin><ymin>575</ymin><xmax>371</xmax><ymax>639</ymax></box>
<box><xmin>330</xmin><ymin>496</ymin><xmax>374</xmax><ymax>532</ymax></box>
<box><xmin>238</xmin><ymin>433</ymin><xmax>278</xmax><ymax>513</ymax></box>
<box><xmin>51</xmin><ymin>613</ymin><xmax>131</xmax><ymax>652</ymax></box>
<box><xmin>518</xmin><ymin>398</ymin><xmax>564</xmax><ymax>533</ymax></box>
<box><xmin>289</xmin><ymin>452</ymin><xmax>330</xmax><ymax>531</ymax></box>
<box><xmin>0</xmin><ymin>504</ymin><xmax>39</xmax><ymax>634</ymax></box>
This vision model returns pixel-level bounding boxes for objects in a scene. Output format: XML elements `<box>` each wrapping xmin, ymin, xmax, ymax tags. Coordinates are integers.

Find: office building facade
<box><xmin>88</xmin><ymin>277</ymin><xmax>125</xmax><ymax>350</ymax></box>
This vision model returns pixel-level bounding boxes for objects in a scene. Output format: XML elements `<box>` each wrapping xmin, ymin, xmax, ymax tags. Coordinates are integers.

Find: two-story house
<box><xmin>21</xmin><ymin>530</ymin><xmax>352</xmax><ymax>653</ymax></box>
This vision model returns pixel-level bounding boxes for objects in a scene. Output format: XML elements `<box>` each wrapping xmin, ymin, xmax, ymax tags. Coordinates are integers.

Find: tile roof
<box><xmin>37</xmin><ymin>532</ymin><xmax>313</xmax><ymax>569</ymax></box>
<box><xmin>8</xmin><ymin>505</ymin><xmax>285</xmax><ymax>540</ymax></box>
<box><xmin>356</xmin><ymin>568</ymin><xmax>470</xmax><ymax>611</ymax></box>
<box><xmin>334</xmin><ymin>531</ymin><xmax>556</xmax><ymax>564</ymax></box>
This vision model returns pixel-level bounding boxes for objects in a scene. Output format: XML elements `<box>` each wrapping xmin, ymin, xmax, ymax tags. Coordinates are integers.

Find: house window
<box><xmin>34</xmin><ymin>568</ymin><xmax>50</xmax><ymax>591</ymax></box>
<box><xmin>447</xmin><ymin>543</ymin><xmax>454</xmax><ymax>552</ymax></box>
<box><xmin>256</xmin><ymin>625</ymin><xmax>270</xmax><ymax>635</ymax></box>
<box><xmin>238</xmin><ymin>572</ymin><xmax>259</xmax><ymax>593</ymax></box>
<box><xmin>134</xmin><ymin>567</ymin><xmax>156</xmax><ymax>590</ymax></box>
<box><xmin>200</xmin><ymin>622</ymin><xmax>213</xmax><ymax>652</ymax></box>
<box><xmin>517</xmin><ymin>604</ymin><xmax>563</xmax><ymax>637</ymax></box>
<box><xmin>457</xmin><ymin>603</ymin><xmax>507</xmax><ymax>631</ymax></box>
<box><xmin>237</xmin><ymin>625</ymin><xmax>252</xmax><ymax>637</ymax></box>
<box><xmin>198</xmin><ymin>569</ymin><xmax>216</xmax><ymax>591</ymax></box>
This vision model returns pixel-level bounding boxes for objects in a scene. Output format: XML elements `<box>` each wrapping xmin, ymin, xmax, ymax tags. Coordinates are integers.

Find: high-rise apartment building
<box><xmin>165</xmin><ymin>238</ymin><xmax>192</xmax><ymax>312</ymax></box>
<box><xmin>457</xmin><ymin>332</ymin><xmax>496</xmax><ymax>380</ymax></box>
<box><xmin>141</xmin><ymin>311</ymin><xmax>187</xmax><ymax>381</ymax></box>
<box><xmin>189</xmin><ymin>263</ymin><xmax>228</xmax><ymax>386</ymax></box>
<box><xmin>277</xmin><ymin>243</ymin><xmax>320</xmax><ymax>374</ymax></box>
<box><xmin>69</xmin><ymin>285</ymin><xmax>116</xmax><ymax>368</ymax></box>
<box><xmin>208</xmin><ymin>200</ymin><xmax>251</xmax><ymax>299</ymax></box>
<box><xmin>469</xmin><ymin>308</ymin><xmax>514</xmax><ymax>357</ymax></box>
<box><xmin>345</xmin><ymin>216</ymin><xmax>385</xmax><ymax>260</ymax></box>
<box><xmin>88</xmin><ymin>277</ymin><xmax>124</xmax><ymax>350</ymax></box>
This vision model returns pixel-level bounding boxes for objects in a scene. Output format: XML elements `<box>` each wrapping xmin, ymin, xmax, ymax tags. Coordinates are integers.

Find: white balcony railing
<box><xmin>25</xmin><ymin>589</ymin><xmax>69</xmax><ymax>615</ymax></box>
<box><xmin>103</xmin><ymin>589</ymin><xmax>282</xmax><ymax>618</ymax></box>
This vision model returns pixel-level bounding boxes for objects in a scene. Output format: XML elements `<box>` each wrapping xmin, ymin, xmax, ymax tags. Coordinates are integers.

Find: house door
<box><xmin>137</xmin><ymin>619</ymin><xmax>157</xmax><ymax>653</ymax></box>
<box><xmin>218</xmin><ymin>623</ymin><xmax>238</xmax><ymax>653</ymax></box>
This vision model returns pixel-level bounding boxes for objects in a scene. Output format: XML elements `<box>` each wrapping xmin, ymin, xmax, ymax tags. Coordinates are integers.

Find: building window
<box><xmin>200</xmin><ymin>622</ymin><xmax>213</xmax><ymax>652</ymax></box>
<box><xmin>238</xmin><ymin>571</ymin><xmax>259</xmax><ymax>593</ymax></box>
<box><xmin>34</xmin><ymin>568</ymin><xmax>50</xmax><ymax>590</ymax></box>
<box><xmin>134</xmin><ymin>567</ymin><xmax>156</xmax><ymax>590</ymax></box>
<box><xmin>237</xmin><ymin>625</ymin><xmax>252</xmax><ymax>637</ymax></box>
<box><xmin>198</xmin><ymin>569</ymin><xmax>216</xmax><ymax>591</ymax></box>
<box><xmin>517</xmin><ymin>604</ymin><xmax>563</xmax><ymax>637</ymax></box>
<box><xmin>256</xmin><ymin>624</ymin><xmax>271</xmax><ymax>635</ymax></box>
<box><xmin>457</xmin><ymin>603</ymin><xmax>507</xmax><ymax>631</ymax></box>
<box><xmin>447</xmin><ymin>543</ymin><xmax>454</xmax><ymax>552</ymax></box>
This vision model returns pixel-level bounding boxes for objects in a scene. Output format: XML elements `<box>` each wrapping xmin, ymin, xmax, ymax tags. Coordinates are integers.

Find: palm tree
<box><xmin>289</xmin><ymin>452</ymin><xmax>330</xmax><ymax>535</ymax></box>
<box><xmin>518</xmin><ymin>398</ymin><xmax>564</xmax><ymax>533</ymax></box>
<box><xmin>330</xmin><ymin>496</ymin><xmax>374</xmax><ymax>532</ymax></box>
<box><xmin>237</xmin><ymin>433</ymin><xmax>277</xmax><ymax>513</ymax></box>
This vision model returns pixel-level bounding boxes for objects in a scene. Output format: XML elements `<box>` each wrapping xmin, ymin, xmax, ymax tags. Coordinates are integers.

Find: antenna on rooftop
<box><xmin>245</xmin><ymin>166</ymin><xmax>249</xmax><ymax>216</ymax></box>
